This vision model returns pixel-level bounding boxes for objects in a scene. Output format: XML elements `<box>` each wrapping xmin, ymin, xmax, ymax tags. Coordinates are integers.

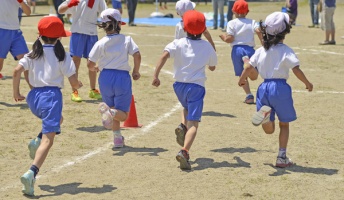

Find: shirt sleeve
<box><xmin>60</xmin><ymin>53</ymin><xmax>76</xmax><ymax>78</ymax></box>
<box><xmin>98</xmin><ymin>0</ymin><xmax>108</xmax><ymax>13</ymax></box>
<box><xmin>208</xmin><ymin>46</ymin><xmax>217</xmax><ymax>66</ymax></box>
<box><xmin>164</xmin><ymin>39</ymin><xmax>178</xmax><ymax>59</ymax></box>
<box><xmin>284</xmin><ymin>49</ymin><xmax>300</xmax><ymax>69</ymax></box>
<box><xmin>18</xmin><ymin>54</ymin><xmax>31</xmax><ymax>71</ymax></box>
<box><xmin>227</xmin><ymin>21</ymin><xmax>235</xmax><ymax>36</ymax></box>
<box><xmin>88</xmin><ymin>42</ymin><xmax>102</xmax><ymax>63</ymax></box>
<box><xmin>249</xmin><ymin>49</ymin><xmax>259</xmax><ymax>68</ymax></box>
<box><xmin>127</xmin><ymin>36</ymin><xmax>139</xmax><ymax>56</ymax></box>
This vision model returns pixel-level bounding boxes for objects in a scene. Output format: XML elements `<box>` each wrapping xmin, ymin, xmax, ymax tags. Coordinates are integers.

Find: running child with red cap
<box><xmin>88</xmin><ymin>8</ymin><xmax>141</xmax><ymax>148</ymax></box>
<box><xmin>152</xmin><ymin>10</ymin><xmax>217</xmax><ymax>170</ymax></box>
<box><xmin>238</xmin><ymin>12</ymin><xmax>313</xmax><ymax>168</ymax></box>
<box><xmin>220</xmin><ymin>0</ymin><xmax>263</xmax><ymax>104</ymax></box>
<box><xmin>0</xmin><ymin>1</ymin><xmax>31</xmax><ymax>80</ymax></box>
<box><xmin>14</xmin><ymin>16</ymin><xmax>83</xmax><ymax>196</ymax></box>
<box><xmin>58</xmin><ymin>0</ymin><xmax>107</xmax><ymax>102</ymax></box>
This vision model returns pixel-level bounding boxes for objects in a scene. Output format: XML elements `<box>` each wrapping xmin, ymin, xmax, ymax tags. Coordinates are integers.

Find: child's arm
<box><xmin>132</xmin><ymin>51</ymin><xmax>141</xmax><ymax>81</ymax></box>
<box><xmin>87</xmin><ymin>60</ymin><xmax>99</xmax><ymax>72</ymax></box>
<box><xmin>219</xmin><ymin>34</ymin><xmax>234</xmax><ymax>43</ymax></box>
<box><xmin>68</xmin><ymin>74</ymin><xmax>83</xmax><ymax>90</ymax></box>
<box><xmin>203</xmin><ymin>29</ymin><xmax>216</xmax><ymax>51</ymax></box>
<box><xmin>152</xmin><ymin>51</ymin><xmax>169</xmax><ymax>87</ymax></box>
<box><xmin>19</xmin><ymin>0</ymin><xmax>31</xmax><ymax>16</ymax></box>
<box><xmin>238</xmin><ymin>64</ymin><xmax>258</xmax><ymax>86</ymax></box>
<box><xmin>58</xmin><ymin>0</ymin><xmax>79</xmax><ymax>14</ymax></box>
<box><xmin>292</xmin><ymin>66</ymin><xmax>313</xmax><ymax>91</ymax></box>
<box><xmin>13</xmin><ymin>64</ymin><xmax>26</xmax><ymax>102</ymax></box>
<box><xmin>255</xmin><ymin>28</ymin><xmax>264</xmax><ymax>46</ymax></box>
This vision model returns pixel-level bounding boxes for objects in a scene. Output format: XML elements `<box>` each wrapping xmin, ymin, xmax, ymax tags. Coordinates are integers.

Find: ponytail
<box><xmin>54</xmin><ymin>40</ymin><xmax>66</xmax><ymax>62</ymax></box>
<box><xmin>28</xmin><ymin>37</ymin><xmax>44</xmax><ymax>59</ymax></box>
<box><xmin>28</xmin><ymin>36</ymin><xmax>66</xmax><ymax>61</ymax></box>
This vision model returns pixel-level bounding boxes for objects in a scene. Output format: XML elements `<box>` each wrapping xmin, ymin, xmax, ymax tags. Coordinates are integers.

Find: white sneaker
<box><xmin>98</xmin><ymin>103</ymin><xmax>116</xmax><ymax>129</ymax></box>
<box><xmin>252</xmin><ymin>105</ymin><xmax>271</xmax><ymax>126</ymax></box>
<box><xmin>21</xmin><ymin>170</ymin><xmax>35</xmax><ymax>196</ymax></box>
<box><xmin>276</xmin><ymin>157</ymin><xmax>294</xmax><ymax>168</ymax></box>
<box><xmin>28</xmin><ymin>137</ymin><xmax>41</xmax><ymax>160</ymax></box>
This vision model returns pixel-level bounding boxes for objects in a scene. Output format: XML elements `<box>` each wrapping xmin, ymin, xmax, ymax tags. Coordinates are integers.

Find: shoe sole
<box><xmin>252</xmin><ymin>106</ymin><xmax>271</xmax><ymax>126</ymax></box>
<box><xmin>275</xmin><ymin>162</ymin><xmax>294</xmax><ymax>168</ymax></box>
<box><xmin>175</xmin><ymin>128</ymin><xmax>185</xmax><ymax>147</ymax></box>
<box><xmin>176</xmin><ymin>155</ymin><xmax>191</xmax><ymax>170</ymax></box>
<box><xmin>20</xmin><ymin>176</ymin><xmax>34</xmax><ymax>196</ymax></box>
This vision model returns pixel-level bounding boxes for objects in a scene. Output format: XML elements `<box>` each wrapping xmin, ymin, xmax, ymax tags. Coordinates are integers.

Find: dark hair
<box><xmin>186</xmin><ymin>32</ymin><xmax>202</xmax><ymax>40</ymax></box>
<box><xmin>28</xmin><ymin>36</ymin><xmax>66</xmax><ymax>61</ymax></box>
<box><xmin>98</xmin><ymin>15</ymin><xmax>121</xmax><ymax>33</ymax></box>
<box><xmin>259</xmin><ymin>20</ymin><xmax>291</xmax><ymax>50</ymax></box>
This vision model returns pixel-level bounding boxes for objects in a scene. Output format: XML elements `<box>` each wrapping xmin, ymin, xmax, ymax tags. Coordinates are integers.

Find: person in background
<box><xmin>319</xmin><ymin>0</ymin><xmax>336</xmax><ymax>45</ymax></box>
<box><xmin>286</xmin><ymin>0</ymin><xmax>297</xmax><ymax>25</ymax></box>
<box><xmin>127</xmin><ymin>0</ymin><xmax>138</xmax><ymax>26</ymax></box>
<box><xmin>108</xmin><ymin>0</ymin><xmax>123</xmax><ymax>14</ymax></box>
<box><xmin>308</xmin><ymin>0</ymin><xmax>320</xmax><ymax>28</ymax></box>
<box><xmin>212</xmin><ymin>0</ymin><xmax>225</xmax><ymax>31</ymax></box>
<box><xmin>226</xmin><ymin>0</ymin><xmax>235</xmax><ymax>24</ymax></box>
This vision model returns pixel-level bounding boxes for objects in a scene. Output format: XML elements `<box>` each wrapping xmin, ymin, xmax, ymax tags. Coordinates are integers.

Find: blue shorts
<box><xmin>256</xmin><ymin>79</ymin><xmax>296</xmax><ymax>123</ymax></box>
<box><xmin>98</xmin><ymin>69</ymin><xmax>132</xmax><ymax>112</ymax></box>
<box><xmin>231</xmin><ymin>45</ymin><xmax>255</xmax><ymax>76</ymax></box>
<box><xmin>173</xmin><ymin>82</ymin><xmax>205</xmax><ymax>122</ymax></box>
<box><xmin>26</xmin><ymin>87</ymin><xmax>63</xmax><ymax>134</ymax></box>
<box><xmin>112</xmin><ymin>0</ymin><xmax>122</xmax><ymax>9</ymax></box>
<box><xmin>0</xmin><ymin>28</ymin><xmax>29</xmax><ymax>59</ymax></box>
<box><xmin>70</xmin><ymin>33</ymin><xmax>98</xmax><ymax>58</ymax></box>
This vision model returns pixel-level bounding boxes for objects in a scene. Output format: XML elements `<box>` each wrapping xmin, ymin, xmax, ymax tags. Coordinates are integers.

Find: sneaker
<box><xmin>0</xmin><ymin>73</ymin><xmax>4</xmax><ymax>80</ymax></box>
<box><xmin>244</xmin><ymin>94</ymin><xmax>254</xmax><ymax>104</ymax></box>
<box><xmin>114</xmin><ymin>135</ymin><xmax>125</xmax><ymax>148</ymax></box>
<box><xmin>71</xmin><ymin>91</ymin><xmax>82</xmax><ymax>102</ymax></box>
<box><xmin>251</xmin><ymin>105</ymin><xmax>271</xmax><ymax>126</ymax></box>
<box><xmin>28</xmin><ymin>137</ymin><xmax>41</xmax><ymax>160</ymax></box>
<box><xmin>175</xmin><ymin>123</ymin><xmax>187</xmax><ymax>147</ymax></box>
<box><xmin>176</xmin><ymin>150</ymin><xmax>191</xmax><ymax>170</ymax></box>
<box><xmin>98</xmin><ymin>102</ymin><xmax>115</xmax><ymax>129</ymax></box>
<box><xmin>20</xmin><ymin>170</ymin><xmax>35</xmax><ymax>196</ymax></box>
<box><xmin>89</xmin><ymin>89</ymin><xmax>102</xmax><ymax>100</ymax></box>
<box><xmin>276</xmin><ymin>157</ymin><xmax>294</xmax><ymax>168</ymax></box>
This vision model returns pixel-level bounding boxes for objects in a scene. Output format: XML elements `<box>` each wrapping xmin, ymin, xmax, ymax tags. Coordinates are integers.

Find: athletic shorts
<box><xmin>322</xmin><ymin>7</ymin><xmax>335</xmax><ymax>31</ymax></box>
<box><xmin>256</xmin><ymin>79</ymin><xmax>296</xmax><ymax>123</ymax></box>
<box><xmin>112</xmin><ymin>0</ymin><xmax>122</xmax><ymax>9</ymax></box>
<box><xmin>69</xmin><ymin>33</ymin><xmax>98</xmax><ymax>58</ymax></box>
<box><xmin>231</xmin><ymin>45</ymin><xmax>255</xmax><ymax>76</ymax></box>
<box><xmin>0</xmin><ymin>28</ymin><xmax>29</xmax><ymax>59</ymax></box>
<box><xmin>173</xmin><ymin>82</ymin><xmax>205</xmax><ymax>122</ymax></box>
<box><xmin>27</xmin><ymin>87</ymin><xmax>63</xmax><ymax>134</ymax></box>
<box><xmin>98</xmin><ymin>69</ymin><xmax>132</xmax><ymax>112</ymax></box>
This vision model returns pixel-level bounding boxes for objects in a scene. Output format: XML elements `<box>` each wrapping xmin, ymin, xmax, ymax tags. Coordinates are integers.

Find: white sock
<box><xmin>113</xmin><ymin>130</ymin><xmax>121</xmax><ymax>137</ymax></box>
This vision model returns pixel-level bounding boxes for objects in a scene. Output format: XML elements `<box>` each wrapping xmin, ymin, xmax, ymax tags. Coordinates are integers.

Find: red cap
<box><xmin>232</xmin><ymin>0</ymin><xmax>249</xmax><ymax>14</ymax></box>
<box><xmin>38</xmin><ymin>16</ymin><xmax>71</xmax><ymax>38</ymax></box>
<box><xmin>183</xmin><ymin>10</ymin><xmax>206</xmax><ymax>35</ymax></box>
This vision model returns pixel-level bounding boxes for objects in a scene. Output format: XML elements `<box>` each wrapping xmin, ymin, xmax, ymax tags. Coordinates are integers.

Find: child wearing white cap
<box><xmin>174</xmin><ymin>0</ymin><xmax>216</xmax><ymax>50</ymax></box>
<box><xmin>152</xmin><ymin>10</ymin><xmax>217</xmax><ymax>170</ymax></box>
<box><xmin>0</xmin><ymin>1</ymin><xmax>31</xmax><ymax>80</ymax></box>
<box><xmin>88</xmin><ymin>8</ymin><xmax>141</xmax><ymax>148</ymax></box>
<box><xmin>14</xmin><ymin>16</ymin><xmax>82</xmax><ymax>196</ymax></box>
<box><xmin>238</xmin><ymin>12</ymin><xmax>313</xmax><ymax>168</ymax></box>
<box><xmin>58</xmin><ymin>0</ymin><xmax>107</xmax><ymax>102</ymax></box>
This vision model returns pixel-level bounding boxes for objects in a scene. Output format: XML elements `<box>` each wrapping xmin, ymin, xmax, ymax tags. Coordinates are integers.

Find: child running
<box><xmin>152</xmin><ymin>10</ymin><xmax>217</xmax><ymax>170</ymax></box>
<box><xmin>0</xmin><ymin>0</ymin><xmax>31</xmax><ymax>80</ymax></box>
<box><xmin>219</xmin><ymin>0</ymin><xmax>262</xmax><ymax>104</ymax></box>
<box><xmin>174</xmin><ymin>0</ymin><xmax>216</xmax><ymax>50</ymax></box>
<box><xmin>58</xmin><ymin>0</ymin><xmax>107</xmax><ymax>102</ymax></box>
<box><xmin>13</xmin><ymin>16</ymin><xmax>82</xmax><ymax>196</ymax></box>
<box><xmin>238</xmin><ymin>12</ymin><xmax>313</xmax><ymax>168</ymax></box>
<box><xmin>88</xmin><ymin>8</ymin><xmax>141</xmax><ymax>148</ymax></box>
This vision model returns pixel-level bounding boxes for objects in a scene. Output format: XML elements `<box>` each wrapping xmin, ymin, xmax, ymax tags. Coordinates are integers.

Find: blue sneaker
<box><xmin>20</xmin><ymin>170</ymin><xmax>35</xmax><ymax>196</ymax></box>
<box><xmin>28</xmin><ymin>137</ymin><xmax>41</xmax><ymax>160</ymax></box>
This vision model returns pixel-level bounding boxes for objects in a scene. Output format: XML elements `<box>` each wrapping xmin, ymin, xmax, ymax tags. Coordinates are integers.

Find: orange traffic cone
<box><xmin>121</xmin><ymin>95</ymin><xmax>142</xmax><ymax>128</ymax></box>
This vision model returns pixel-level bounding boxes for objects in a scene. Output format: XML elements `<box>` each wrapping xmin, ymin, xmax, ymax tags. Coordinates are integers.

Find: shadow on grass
<box><xmin>211</xmin><ymin>147</ymin><xmax>259</xmax><ymax>154</ymax></box>
<box><xmin>112</xmin><ymin>145</ymin><xmax>168</xmax><ymax>156</ymax></box>
<box><xmin>30</xmin><ymin>182</ymin><xmax>116</xmax><ymax>198</ymax></box>
<box><xmin>191</xmin><ymin>156</ymin><xmax>251</xmax><ymax>171</ymax></box>
<box><xmin>264</xmin><ymin>163</ymin><xmax>339</xmax><ymax>176</ymax></box>
<box><xmin>202</xmin><ymin>111</ymin><xmax>236</xmax><ymax>118</ymax></box>
<box><xmin>0</xmin><ymin>101</ymin><xmax>29</xmax><ymax>109</ymax></box>
<box><xmin>76</xmin><ymin>125</ymin><xmax>106</xmax><ymax>133</ymax></box>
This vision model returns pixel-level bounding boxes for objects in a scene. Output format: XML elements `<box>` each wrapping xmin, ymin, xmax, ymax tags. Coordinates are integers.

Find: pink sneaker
<box><xmin>114</xmin><ymin>135</ymin><xmax>125</xmax><ymax>148</ymax></box>
<box><xmin>98</xmin><ymin>103</ymin><xmax>115</xmax><ymax>129</ymax></box>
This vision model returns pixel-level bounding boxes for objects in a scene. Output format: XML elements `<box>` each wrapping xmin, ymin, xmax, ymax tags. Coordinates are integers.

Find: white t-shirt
<box><xmin>226</xmin><ymin>18</ymin><xmax>257</xmax><ymax>47</ymax></box>
<box><xmin>59</xmin><ymin>0</ymin><xmax>107</xmax><ymax>35</ymax></box>
<box><xmin>19</xmin><ymin>45</ymin><xmax>76</xmax><ymax>88</ymax></box>
<box><xmin>164</xmin><ymin>38</ymin><xmax>217</xmax><ymax>87</ymax></box>
<box><xmin>0</xmin><ymin>1</ymin><xmax>28</xmax><ymax>30</ymax></box>
<box><xmin>175</xmin><ymin>21</ymin><xmax>186</xmax><ymax>39</ymax></box>
<box><xmin>88</xmin><ymin>34</ymin><xmax>139</xmax><ymax>71</ymax></box>
<box><xmin>249</xmin><ymin>43</ymin><xmax>299</xmax><ymax>79</ymax></box>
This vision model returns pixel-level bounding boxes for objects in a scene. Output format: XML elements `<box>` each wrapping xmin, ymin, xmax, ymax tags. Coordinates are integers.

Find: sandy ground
<box><xmin>0</xmin><ymin>1</ymin><xmax>344</xmax><ymax>199</ymax></box>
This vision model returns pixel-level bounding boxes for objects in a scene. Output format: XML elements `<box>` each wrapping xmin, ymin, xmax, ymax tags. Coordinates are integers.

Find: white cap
<box><xmin>100</xmin><ymin>8</ymin><xmax>126</xmax><ymax>25</ymax></box>
<box><xmin>265</xmin><ymin>12</ymin><xmax>289</xmax><ymax>35</ymax></box>
<box><xmin>175</xmin><ymin>0</ymin><xmax>196</xmax><ymax>17</ymax></box>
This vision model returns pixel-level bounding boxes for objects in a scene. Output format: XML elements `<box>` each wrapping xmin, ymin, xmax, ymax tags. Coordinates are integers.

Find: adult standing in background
<box><xmin>308</xmin><ymin>0</ymin><xmax>319</xmax><ymax>28</ymax></box>
<box><xmin>226</xmin><ymin>0</ymin><xmax>235</xmax><ymax>23</ymax></box>
<box><xmin>319</xmin><ymin>0</ymin><xmax>336</xmax><ymax>45</ymax></box>
<box><xmin>53</xmin><ymin>0</ymin><xmax>65</xmax><ymax>23</ymax></box>
<box><xmin>212</xmin><ymin>0</ymin><xmax>225</xmax><ymax>30</ymax></box>
<box><xmin>127</xmin><ymin>0</ymin><xmax>138</xmax><ymax>26</ymax></box>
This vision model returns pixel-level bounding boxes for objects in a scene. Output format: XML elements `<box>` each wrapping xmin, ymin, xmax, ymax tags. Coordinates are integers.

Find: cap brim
<box><xmin>64</xmin><ymin>30</ymin><xmax>72</xmax><ymax>37</ymax></box>
<box><xmin>121</xmin><ymin>21</ymin><xmax>126</xmax><ymax>25</ymax></box>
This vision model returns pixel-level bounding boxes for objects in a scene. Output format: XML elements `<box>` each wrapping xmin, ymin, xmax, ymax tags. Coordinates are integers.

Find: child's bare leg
<box><xmin>32</xmin><ymin>132</ymin><xmax>56</xmax><ymax>168</ymax></box>
<box><xmin>72</xmin><ymin>56</ymin><xmax>81</xmax><ymax>91</ymax></box>
<box><xmin>278</xmin><ymin>122</ymin><xmax>289</xmax><ymax>149</ymax></box>
<box><xmin>111</xmin><ymin>109</ymin><xmax>128</xmax><ymax>131</ymax></box>
<box><xmin>262</xmin><ymin>121</ymin><xmax>275</xmax><ymax>134</ymax></box>
<box><xmin>242</xmin><ymin>80</ymin><xmax>252</xmax><ymax>95</ymax></box>
<box><xmin>182</xmin><ymin>108</ymin><xmax>187</xmax><ymax>125</ymax></box>
<box><xmin>183</xmin><ymin>121</ymin><xmax>198</xmax><ymax>151</ymax></box>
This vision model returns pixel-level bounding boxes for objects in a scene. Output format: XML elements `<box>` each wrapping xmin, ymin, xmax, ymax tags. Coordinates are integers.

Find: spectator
<box><xmin>226</xmin><ymin>0</ymin><xmax>235</xmax><ymax>23</ymax></box>
<box><xmin>127</xmin><ymin>0</ymin><xmax>138</xmax><ymax>26</ymax></box>
<box><xmin>308</xmin><ymin>0</ymin><xmax>320</xmax><ymax>28</ymax></box>
<box><xmin>53</xmin><ymin>0</ymin><xmax>65</xmax><ymax>23</ymax></box>
<box><xmin>212</xmin><ymin>0</ymin><xmax>225</xmax><ymax>30</ymax></box>
<box><xmin>319</xmin><ymin>0</ymin><xmax>336</xmax><ymax>45</ymax></box>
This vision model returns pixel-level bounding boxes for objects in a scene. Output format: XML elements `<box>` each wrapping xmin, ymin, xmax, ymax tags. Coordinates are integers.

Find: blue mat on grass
<box><xmin>122</xmin><ymin>17</ymin><xmax>220</xmax><ymax>27</ymax></box>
